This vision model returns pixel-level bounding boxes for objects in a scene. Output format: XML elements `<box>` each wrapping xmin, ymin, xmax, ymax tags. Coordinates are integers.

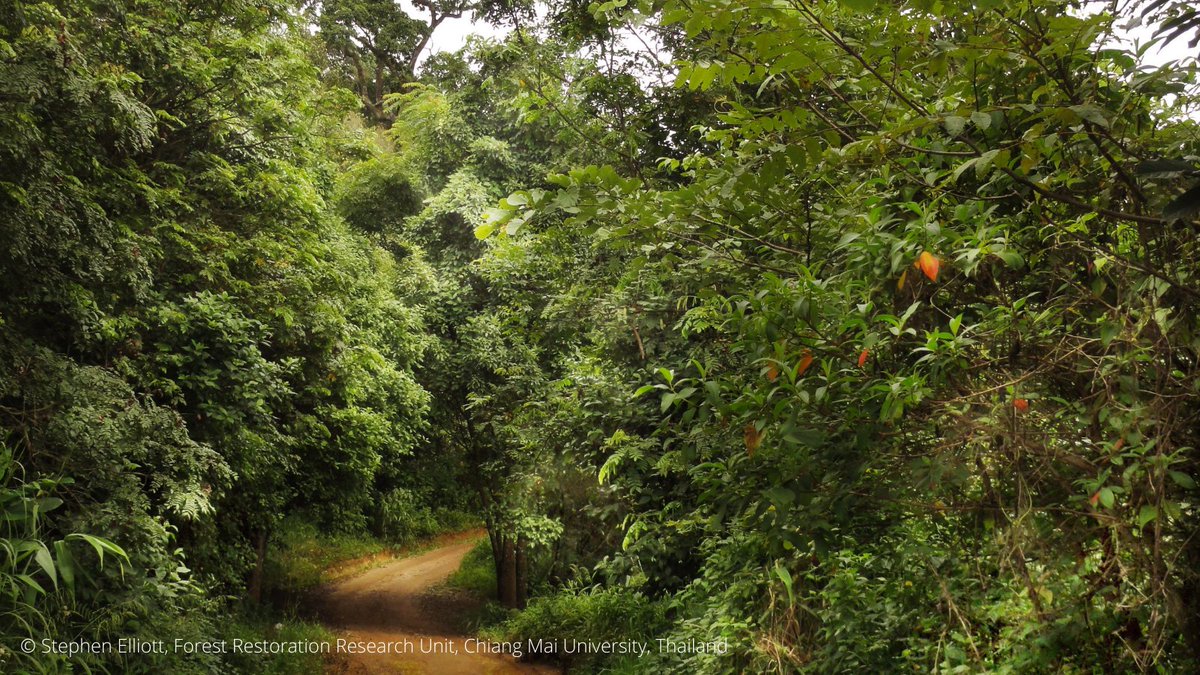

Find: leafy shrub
<box><xmin>486</xmin><ymin>587</ymin><xmax>666</xmax><ymax>671</ymax></box>
<box><xmin>377</xmin><ymin>488</ymin><xmax>440</xmax><ymax>544</ymax></box>
<box><xmin>377</xmin><ymin>488</ymin><xmax>478</xmax><ymax>546</ymax></box>
<box><xmin>335</xmin><ymin>156</ymin><xmax>424</xmax><ymax>235</ymax></box>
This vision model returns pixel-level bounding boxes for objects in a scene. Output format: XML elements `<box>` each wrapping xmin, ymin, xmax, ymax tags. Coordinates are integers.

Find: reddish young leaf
<box><xmin>1089</xmin><ymin>491</ymin><xmax>1101</xmax><ymax>507</ymax></box>
<box><xmin>917</xmin><ymin>251</ymin><xmax>940</xmax><ymax>282</ymax></box>
<box><xmin>857</xmin><ymin>348</ymin><xmax>869</xmax><ymax>368</ymax></box>
<box><xmin>796</xmin><ymin>349</ymin><xmax>814</xmax><ymax>376</ymax></box>
<box><xmin>766</xmin><ymin>362</ymin><xmax>779</xmax><ymax>382</ymax></box>
<box><xmin>1013</xmin><ymin>398</ymin><xmax>1029</xmax><ymax>412</ymax></box>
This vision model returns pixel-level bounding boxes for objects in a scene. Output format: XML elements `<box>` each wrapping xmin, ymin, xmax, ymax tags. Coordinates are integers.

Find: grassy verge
<box><xmin>445</xmin><ymin>538</ymin><xmax>497</xmax><ymax>597</ymax></box>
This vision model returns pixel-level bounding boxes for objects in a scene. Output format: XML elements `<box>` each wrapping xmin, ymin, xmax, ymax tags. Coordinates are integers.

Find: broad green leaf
<box><xmin>54</xmin><ymin>540</ymin><xmax>76</xmax><ymax>592</ymax></box>
<box><xmin>34</xmin><ymin>543</ymin><xmax>57</xmax><ymax>590</ymax></box>
<box><xmin>1137</xmin><ymin>505</ymin><xmax>1158</xmax><ymax>527</ymax></box>
<box><xmin>1168</xmin><ymin>470</ymin><xmax>1195</xmax><ymax>489</ymax></box>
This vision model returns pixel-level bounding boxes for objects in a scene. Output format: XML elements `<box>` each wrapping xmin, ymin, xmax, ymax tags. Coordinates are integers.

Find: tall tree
<box><xmin>310</xmin><ymin>0</ymin><xmax>480</xmax><ymax>123</ymax></box>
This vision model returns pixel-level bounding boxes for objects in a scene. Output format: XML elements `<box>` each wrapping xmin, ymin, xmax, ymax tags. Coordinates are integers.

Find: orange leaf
<box><xmin>897</xmin><ymin>268</ymin><xmax>908</xmax><ymax>291</ymax></box>
<box><xmin>1089</xmin><ymin>491</ymin><xmax>1101</xmax><ymax>507</ymax></box>
<box><xmin>743</xmin><ymin>424</ymin><xmax>763</xmax><ymax>455</ymax></box>
<box><xmin>1013</xmin><ymin>398</ymin><xmax>1029</xmax><ymax>412</ymax></box>
<box><xmin>796</xmin><ymin>349</ymin><xmax>814</xmax><ymax>377</ymax></box>
<box><xmin>1113</xmin><ymin>438</ymin><xmax>1125</xmax><ymax>452</ymax></box>
<box><xmin>766</xmin><ymin>362</ymin><xmax>779</xmax><ymax>382</ymax></box>
<box><xmin>857</xmin><ymin>348</ymin><xmax>869</xmax><ymax>368</ymax></box>
<box><xmin>917</xmin><ymin>251</ymin><xmax>940</xmax><ymax>282</ymax></box>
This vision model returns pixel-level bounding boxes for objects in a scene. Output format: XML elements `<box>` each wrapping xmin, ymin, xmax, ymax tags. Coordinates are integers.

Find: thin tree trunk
<box><xmin>499</xmin><ymin>536</ymin><xmax>518</xmax><ymax>608</ymax></box>
<box><xmin>248</xmin><ymin>528</ymin><xmax>267</xmax><ymax>604</ymax></box>
<box><xmin>515</xmin><ymin>535</ymin><xmax>528</xmax><ymax>609</ymax></box>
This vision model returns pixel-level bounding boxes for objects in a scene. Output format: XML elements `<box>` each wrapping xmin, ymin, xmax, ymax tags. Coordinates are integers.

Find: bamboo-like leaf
<box><xmin>54</xmin><ymin>540</ymin><xmax>76</xmax><ymax>593</ymax></box>
<box><xmin>34</xmin><ymin>543</ymin><xmax>57</xmax><ymax>590</ymax></box>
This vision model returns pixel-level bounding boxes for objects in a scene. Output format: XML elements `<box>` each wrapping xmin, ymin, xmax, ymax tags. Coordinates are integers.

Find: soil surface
<box><xmin>317</xmin><ymin>530</ymin><xmax>558</xmax><ymax>674</ymax></box>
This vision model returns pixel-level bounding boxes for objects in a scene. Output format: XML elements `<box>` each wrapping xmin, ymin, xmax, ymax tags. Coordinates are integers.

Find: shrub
<box><xmin>486</xmin><ymin>587</ymin><xmax>666</xmax><ymax>671</ymax></box>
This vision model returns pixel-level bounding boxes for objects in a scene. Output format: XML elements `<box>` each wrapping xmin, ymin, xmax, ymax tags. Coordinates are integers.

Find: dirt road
<box><xmin>318</xmin><ymin>531</ymin><xmax>557</xmax><ymax>674</ymax></box>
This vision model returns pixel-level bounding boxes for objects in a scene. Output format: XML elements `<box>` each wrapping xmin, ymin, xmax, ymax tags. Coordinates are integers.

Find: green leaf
<box><xmin>1137</xmin><ymin>505</ymin><xmax>1158</xmax><ymax>527</ymax></box>
<box><xmin>975</xmin><ymin>149</ymin><xmax>1001</xmax><ymax>178</ymax></box>
<box><xmin>67</xmin><ymin>533</ymin><xmax>130</xmax><ymax>569</ymax></box>
<box><xmin>505</xmin><ymin>215</ymin><xmax>527</xmax><ymax>236</ymax></box>
<box><xmin>54</xmin><ymin>540</ymin><xmax>76</xmax><ymax>592</ymax></box>
<box><xmin>482</xmin><ymin>207</ymin><xmax>512</xmax><ymax>224</ymax></box>
<box><xmin>1100</xmin><ymin>321</ymin><xmax>1120</xmax><ymax>347</ymax></box>
<box><xmin>16</xmin><ymin>574</ymin><xmax>45</xmax><ymax>595</ymax></box>
<box><xmin>1135</xmin><ymin>159</ymin><xmax>1196</xmax><ymax>176</ymax></box>
<box><xmin>1099</xmin><ymin>487</ymin><xmax>1115</xmax><ymax>508</ymax></box>
<box><xmin>1167</xmin><ymin>470</ymin><xmax>1196</xmax><ymax>489</ymax></box>
<box><xmin>774</xmin><ymin>564</ymin><xmax>795</xmax><ymax>606</ymax></box>
<box><xmin>34</xmin><ymin>543</ymin><xmax>57</xmax><ymax>590</ymax></box>
<box><xmin>995</xmin><ymin>249</ymin><xmax>1024</xmax><ymax>269</ymax></box>
<box><xmin>764</xmin><ymin>486</ymin><xmax>795</xmax><ymax>506</ymax></box>
<box><xmin>1068</xmin><ymin>104</ymin><xmax>1109</xmax><ymax>128</ymax></box>
<box><xmin>970</xmin><ymin>111</ymin><xmax>992</xmax><ymax>130</ymax></box>
<box><xmin>660</xmin><ymin>392</ymin><xmax>677</xmax><ymax>413</ymax></box>
<box><xmin>951</xmin><ymin>157</ymin><xmax>979</xmax><ymax>182</ymax></box>
<box><xmin>944</xmin><ymin>115</ymin><xmax>966</xmax><ymax>136</ymax></box>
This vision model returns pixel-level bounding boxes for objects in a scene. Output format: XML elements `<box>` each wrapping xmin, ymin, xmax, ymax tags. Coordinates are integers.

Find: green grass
<box><xmin>446</xmin><ymin>539</ymin><xmax>497</xmax><ymax>596</ymax></box>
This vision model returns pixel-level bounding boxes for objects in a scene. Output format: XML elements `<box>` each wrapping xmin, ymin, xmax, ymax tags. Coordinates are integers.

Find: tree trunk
<box><xmin>247</xmin><ymin>528</ymin><xmax>267</xmax><ymax>604</ymax></box>
<box><xmin>498</xmin><ymin>535</ymin><xmax>518</xmax><ymax>608</ymax></box>
<box><xmin>515</xmin><ymin>534</ymin><xmax>528</xmax><ymax>609</ymax></box>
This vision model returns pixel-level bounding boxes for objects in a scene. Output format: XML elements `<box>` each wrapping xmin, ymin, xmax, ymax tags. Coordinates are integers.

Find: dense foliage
<box><xmin>2</xmin><ymin>0</ymin><xmax>1198</xmax><ymax>672</ymax></box>
<box><xmin>478</xmin><ymin>0</ymin><xmax>1200</xmax><ymax>671</ymax></box>
<box><xmin>0</xmin><ymin>0</ymin><xmax>442</xmax><ymax>670</ymax></box>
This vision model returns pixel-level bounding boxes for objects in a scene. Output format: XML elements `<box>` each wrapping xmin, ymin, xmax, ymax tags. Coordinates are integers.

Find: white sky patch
<box><xmin>406</xmin><ymin>1</ymin><xmax>509</xmax><ymax>68</ymax></box>
<box><xmin>408</xmin><ymin>0</ymin><xmax>511</xmax><ymax>67</ymax></box>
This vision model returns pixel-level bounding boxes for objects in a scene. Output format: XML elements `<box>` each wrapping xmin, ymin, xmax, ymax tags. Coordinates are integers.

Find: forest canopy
<box><xmin>1</xmin><ymin>0</ymin><xmax>1199</xmax><ymax>672</ymax></box>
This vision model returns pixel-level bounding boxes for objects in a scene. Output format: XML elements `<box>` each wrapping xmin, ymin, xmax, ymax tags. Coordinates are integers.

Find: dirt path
<box><xmin>317</xmin><ymin>530</ymin><xmax>557</xmax><ymax>674</ymax></box>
